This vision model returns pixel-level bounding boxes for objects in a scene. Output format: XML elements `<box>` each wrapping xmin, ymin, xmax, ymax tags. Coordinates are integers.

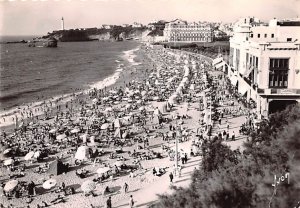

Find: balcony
<box><xmin>257</xmin><ymin>88</ymin><xmax>300</xmax><ymax>95</ymax></box>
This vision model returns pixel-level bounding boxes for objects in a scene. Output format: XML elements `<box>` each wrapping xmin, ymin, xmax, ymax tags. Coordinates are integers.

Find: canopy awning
<box><xmin>215</xmin><ymin>61</ymin><xmax>225</xmax><ymax>69</ymax></box>
<box><xmin>212</xmin><ymin>57</ymin><xmax>223</xmax><ymax>66</ymax></box>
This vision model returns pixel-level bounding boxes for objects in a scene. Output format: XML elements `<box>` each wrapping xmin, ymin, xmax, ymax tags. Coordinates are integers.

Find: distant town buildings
<box><xmin>102</xmin><ymin>25</ymin><xmax>112</xmax><ymax>29</ymax></box>
<box><xmin>132</xmin><ymin>22</ymin><xmax>143</xmax><ymax>28</ymax></box>
<box><xmin>163</xmin><ymin>19</ymin><xmax>213</xmax><ymax>43</ymax></box>
<box><xmin>215</xmin><ymin>17</ymin><xmax>300</xmax><ymax>117</ymax></box>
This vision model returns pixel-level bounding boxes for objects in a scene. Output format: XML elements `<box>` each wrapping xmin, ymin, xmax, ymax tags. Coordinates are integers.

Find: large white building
<box><xmin>215</xmin><ymin>17</ymin><xmax>300</xmax><ymax>117</ymax></box>
<box><xmin>163</xmin><ymin>19</ymin><xmax>213</xmax><ymax>43</ymax></box>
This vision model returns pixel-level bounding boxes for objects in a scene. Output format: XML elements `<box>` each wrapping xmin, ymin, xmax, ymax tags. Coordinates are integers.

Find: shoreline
<box><xmin>0</xmin><ymin>44</ymin><xmax>144</xmax><ymax>130</ymax></box>
<box><xmin>0</xmin><ymin>44</ymin><xmax>219</xmax><ymax>208</ymax></box>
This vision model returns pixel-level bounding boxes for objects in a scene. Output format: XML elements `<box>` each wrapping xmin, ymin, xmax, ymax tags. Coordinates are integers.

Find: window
<box><xmin>271</xmin><ymin>34</ymin><xmax>274</xmax><ymax>38</ymax></box>
<box><xmin>258</xmin><ymin>34</ymin><xmax>260</xmax><ymax>38</ymax></box>
<box><xmin>264</xmin><ymin>34</ymin><xmax>267</xmax><ymax>38</ymax></box>
<box><xmin>287</xmin><ymin>38</ymin><xmax>292</xmax><ymax>42</ymax></box>
<box><xmin>250</xmin><ymin>34</ymin><xmax>253</xmax><ymax>38</ymax></box>
<box><xmin>269</xmin><ymin>58</ymin><xmax>289</xmax><ymax>88</ymax></box>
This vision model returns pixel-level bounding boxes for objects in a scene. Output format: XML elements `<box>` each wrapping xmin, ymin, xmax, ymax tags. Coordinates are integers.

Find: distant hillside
<box><xmin>41</xmin><ymin>26</ymin><xmax>150</xmax><ymax>42</ymax></box>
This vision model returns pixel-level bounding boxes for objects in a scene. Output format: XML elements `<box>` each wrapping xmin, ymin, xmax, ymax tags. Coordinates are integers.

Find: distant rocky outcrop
<box><xmin>28</xmin><ymin>37</ymin><xmax>57</xmax><ymax>47</ymax></box>
<box><xmin>42</xmin><ymin>26</ymin><xmax>150</xmax><ymax>42</ymax></box>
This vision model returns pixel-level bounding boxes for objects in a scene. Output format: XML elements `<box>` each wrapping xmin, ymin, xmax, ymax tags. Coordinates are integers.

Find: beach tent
<box><xmin>75</xmin><ymin>146</ymin><xmax>90</xmax><ymax>160</ymax></box>
<box><xmin>48</xmin><ymin>160</ymin><xmax>68</xmax><ymax>175</ymax></box>
<box><xmin>114</xmin><ymin>128</ymin><xmax>122</xmax><ymax>138</ymax></box>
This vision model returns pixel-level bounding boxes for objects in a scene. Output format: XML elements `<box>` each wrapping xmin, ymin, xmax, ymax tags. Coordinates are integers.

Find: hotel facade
<box><xmin>163</xmin><ymin>19</ymin><xmax>213</xmax><ymax>43</ymax></box>
<box><xmin>214</xmin><ymin>17</ymin><xmax>300</xmax><ymax>117</ymax></box>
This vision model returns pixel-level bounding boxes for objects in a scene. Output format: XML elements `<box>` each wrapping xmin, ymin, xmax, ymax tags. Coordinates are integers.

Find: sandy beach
<box><xmin>0</xmin><ymin>44</ymin><xmax>251</xmax><ymax>208</ymax></box>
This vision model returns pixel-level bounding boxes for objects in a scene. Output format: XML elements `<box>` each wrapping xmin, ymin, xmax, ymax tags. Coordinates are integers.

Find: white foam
<box><xmin>0</xmin><ymin>46</ymin><xmax>141</xmax><ymax>128</ymax></box>
<box><xmin>123</xmin><ymin>47</ymin><xmax>141</xmax><ymax>66</ymax></box>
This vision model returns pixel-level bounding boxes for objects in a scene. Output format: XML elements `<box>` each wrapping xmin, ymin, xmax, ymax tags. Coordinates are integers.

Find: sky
<box><xmin>0</xmin><ymin>0</ymin><xmax>300</xmax><ymax>36</ymax></box>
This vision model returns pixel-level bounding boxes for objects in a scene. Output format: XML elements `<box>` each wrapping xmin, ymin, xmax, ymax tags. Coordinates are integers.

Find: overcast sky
<box><xmin>1</xmin><ymin>0</ymin><xmax>299</xmax><ymax>36</ymax></box>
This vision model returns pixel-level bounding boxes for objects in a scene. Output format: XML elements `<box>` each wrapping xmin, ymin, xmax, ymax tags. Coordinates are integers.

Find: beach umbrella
<box><xmin>105</xmin><ymin>107</ymin><xmax>113</xmax><ymax>112</ymax></box>
<box><xmin>71</xmin><ymin>128</ymin><xmax>80</xmax><ymax>134</ymax></box>
<box><xmin>4</xmin><ymin>180</ymin><xmax>18</xmax><ymax>192</ymax></box>
<box><xmin>56</xmin><ymin>134</ymin><xmax>66</xmax><ymax>140</ymax></box>
<box><xmin>125</xmin><ymin>104</ymin><xmax>131</xmax><ymax>109</ymax></box>
<box><xmin>4</xmin><ymin>158</ymin><xmax>14</xmax><ymax>166</ymax></box>
<box><xmin>49</xmin><ymin>129</ymin><xmax>57</xmax><ymax>134</ymax></box>
<box><xmin>24</xmin><ymin>151</ymin><xmax>35</xmax><ymax>161</ymax></box>
<box><xmin>43</xmin><ymin>179</ymin><xmax>57</xmax><ymax>190</ymax></box>
<box><xmin>102</xmin><ymin>97</ymin><xmax>109</xmax><ymax>101</ymax></box>
<box><xmin>92</xmin><ymin>98</ymin><xmax>98</xmax><ymax>103</ymax></box>
<box><xmin>109</xmin><ymin>90</ymin><xmax>117</xmax><ymax>94</ymax></box>
<box><xmin>141</xmin><ymin>91</ymin><xmax>147</xmax><ymax>96</ymax></box>
<box><xmin>3</xmin><ymin>148</ymin><xmax>12</xmax><ymax>155</ymax></box>
<box><xmin>81</xmin><ymin>180</ymin><xmax>96</xmax><ymax>193</ymax></box>
<box><xmin>100</xmin><ymin>123</ymin><xmax>110</xmax><ymax>130</ymax></box>
<box><xmin>34</xmin><ymin>151</ymin><xmax>41</xmax><ymax>159</ymax></box>
<box><xmin>97</xmin><ymin>167</ymin><xmax>111</xmax><ymax>175</ymax></box>
<box><xmin>114</xmin><ymin>161</ymin><xmax>124</xmax><ymax>167</ymax></box>
<box><xmin>75</xmin><ymin>146</ymin><xmax>90</xmax><ymax>160</ymax></box>
<box><xmin>139</xmin><ymin>106</ymin><xmax>145</xmax><ymax>111</ymax></box>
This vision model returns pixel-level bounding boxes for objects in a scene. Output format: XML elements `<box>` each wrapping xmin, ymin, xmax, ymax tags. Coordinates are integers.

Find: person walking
<box><xmin>106</xmin><ymin>196</ymin><xmax>112</xmax><ymax>208</ymax></box>
<box><xmin>169</xmin><ymin>172</ymin><xmax>174</xmax><ymax>183</ymax></box>
<box><xmin>123</xmin><ymin>182</ymin><xmax>129</xmax><ymax>193</ymax></box>
<box><xmin>129</xmin><ymin>195</ymin><xmax>135</xmax><ymax>208</ymax></box>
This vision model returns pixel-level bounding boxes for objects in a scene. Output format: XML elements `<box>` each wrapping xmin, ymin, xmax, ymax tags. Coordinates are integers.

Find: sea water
<box><xmin>0</xmin><ymin>40</ymin><xmax>140</xmax><ymax>113</ymax></box>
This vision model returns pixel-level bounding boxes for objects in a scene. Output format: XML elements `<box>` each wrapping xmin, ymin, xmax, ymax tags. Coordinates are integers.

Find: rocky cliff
<box><xmin>42</xmin><ymin>26</ymin><xmax>151</xmax><ymax>42</ymax></box>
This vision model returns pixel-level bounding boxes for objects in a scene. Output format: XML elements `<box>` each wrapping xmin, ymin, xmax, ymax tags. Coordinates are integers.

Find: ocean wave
<box><xmin>0</xmin><ymin>46</ymin><xmax>140</xmax><ymax>127</ymax></box>
<box><xmin>123</xmin><ymin>47</ymin><xmax>141</xmax><ymax>66</ymax></box>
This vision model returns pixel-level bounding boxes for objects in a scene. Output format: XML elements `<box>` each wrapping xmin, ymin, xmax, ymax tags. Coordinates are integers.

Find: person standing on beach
<box><xmin>169</xmin><ymin>172</ymin><xmax>174</xmax><ymax>183</ymax></box>
<box><xmin>106</xmin><ymin>196</ymin><xmax>112</xmax><ymax>208</ymax></box>
<box><xmin>129</xmin><ymin>195</ymin><xmax>135</xmax><ymax>208</ymax></box>
<box><xmin>123</xmin><ymin>182</ymin><xmax>129</xmax><ymax>193</ymax></box>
